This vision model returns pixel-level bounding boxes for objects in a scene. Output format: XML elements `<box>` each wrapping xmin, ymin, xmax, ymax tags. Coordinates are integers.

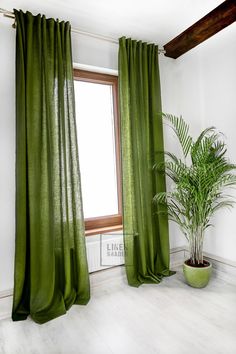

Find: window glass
<box><xmin>74</xmin><ymin>80</ymin><xmax>119</xmax><ymax>219</ymax></box>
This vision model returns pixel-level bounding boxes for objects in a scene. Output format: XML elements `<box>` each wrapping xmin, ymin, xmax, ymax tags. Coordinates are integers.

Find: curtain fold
<box><xmin>12</xmin><ymin>10</ymin><xmax>90</xmax><ymax>324</ymax></box>
<box><xmin>118</xmin><ymin>37</ymin><xmax>174</xmax><ymax>287</ymax></box>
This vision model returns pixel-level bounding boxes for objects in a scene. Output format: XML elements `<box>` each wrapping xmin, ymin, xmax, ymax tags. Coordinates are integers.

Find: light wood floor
<box><xmin>0</xmin><ymin>266</ymin><xmax>235</xmax><ymax>354</ymax></box>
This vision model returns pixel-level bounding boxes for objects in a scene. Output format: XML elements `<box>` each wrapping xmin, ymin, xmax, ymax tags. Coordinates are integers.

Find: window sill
<box><xmin>85</xmin><ymin>224</ymin><xmax>123</xmax><ymax>236</ymax></box>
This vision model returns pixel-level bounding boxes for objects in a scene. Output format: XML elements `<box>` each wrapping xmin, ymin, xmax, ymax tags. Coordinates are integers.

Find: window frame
<box><xmin>73</xmin><ymin>69</ymin><xmax>122</xmax><ymax>236</ymax></box>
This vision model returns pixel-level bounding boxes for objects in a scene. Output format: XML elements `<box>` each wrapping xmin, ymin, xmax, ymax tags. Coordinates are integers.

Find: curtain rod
<box><xmin>0</xmin><ymin>7</ymin><xmax>166</xmax><ymax>54</ymax></box>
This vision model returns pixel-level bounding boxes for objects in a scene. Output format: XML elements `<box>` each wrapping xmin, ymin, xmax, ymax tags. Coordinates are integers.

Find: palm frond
<box><xmin>162</xmin><ymin>113</ymin><xmax>193</xmax><ymax>157</ymax></box>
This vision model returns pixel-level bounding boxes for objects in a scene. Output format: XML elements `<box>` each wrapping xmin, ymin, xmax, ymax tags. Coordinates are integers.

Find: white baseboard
<box><xmin>170</xmin><ymin>246</ymin><xmax>185</xmax><ymax>267</ymax></box>
<box><xmin>0</xmin><ymin>295</ymin><xmax>12</xmax><ymax>320</ymax></box>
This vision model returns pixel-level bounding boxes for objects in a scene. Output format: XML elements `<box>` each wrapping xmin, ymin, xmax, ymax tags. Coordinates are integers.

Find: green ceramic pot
<box><xmin>183</xmin><ymin>260</ymin><xmax>212</xmax><ymax>288</ymax></box>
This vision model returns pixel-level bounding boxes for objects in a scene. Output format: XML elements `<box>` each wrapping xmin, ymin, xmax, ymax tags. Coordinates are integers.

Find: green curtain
<box><xmin>12</xmin><ymin>10</ymin><xmax>90</xmax><ymax>324</ymax></box>
<box><xmin>118</xmin><ymin>37</ymin><xmax>174</xmax><ymax>286</ymax></box>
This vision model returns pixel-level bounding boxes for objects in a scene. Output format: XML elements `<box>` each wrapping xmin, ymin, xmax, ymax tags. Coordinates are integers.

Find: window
<box><xmin>74</xmin><ymin>69</ymin><xmax>122</xmax><ymax>235</ymax></box>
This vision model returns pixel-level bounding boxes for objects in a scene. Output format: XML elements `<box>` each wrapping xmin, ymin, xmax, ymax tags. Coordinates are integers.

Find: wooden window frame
<box><xmin>73</xmin><ymin>69</ymin><xmax>122</xmax><ymax>236</ymax></box>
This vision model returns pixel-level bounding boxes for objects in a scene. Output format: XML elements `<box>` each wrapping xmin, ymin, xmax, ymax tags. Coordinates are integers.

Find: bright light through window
<box><xmin>74</xmin><ymin>80</ymin><xmax>118</xmax><ymax>219</ymax></box>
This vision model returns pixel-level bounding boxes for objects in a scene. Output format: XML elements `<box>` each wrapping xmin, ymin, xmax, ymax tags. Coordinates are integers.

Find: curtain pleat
<box><xmin>12</xmin><ymin>10</ymin><xmax>90</xmax><ymax>324</ymax></box>
<box><xmin>118</xmin><ymin>37</ymin><xmax>174</xmax><ymax>286</ymax></box>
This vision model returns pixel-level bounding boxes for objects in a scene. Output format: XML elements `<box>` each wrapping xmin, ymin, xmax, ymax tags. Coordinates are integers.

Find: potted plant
<box><xmin>154</xmin><ymin>113</ymin><xmax>236</xmax><ymax>288</ymax></box>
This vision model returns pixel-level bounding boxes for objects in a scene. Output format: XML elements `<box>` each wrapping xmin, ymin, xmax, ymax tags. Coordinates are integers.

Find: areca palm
<box><xmin>154</xmin><ymin>114</ymin><xmax>236</xmax><ymax>265</ymax></box>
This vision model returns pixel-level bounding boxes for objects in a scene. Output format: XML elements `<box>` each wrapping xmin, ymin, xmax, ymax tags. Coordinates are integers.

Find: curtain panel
<box><xmin>118</xmin><ymin>37</ymin><xmax>174</xmax><ymax>286</ymax></box>
<box><xmin>12</xmin><ymin>10</ymin><xmax>90</xmax><ymax>324</ymax></box>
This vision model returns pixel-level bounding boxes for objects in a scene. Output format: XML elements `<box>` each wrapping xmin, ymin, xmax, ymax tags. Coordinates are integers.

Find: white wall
<box><xmin>0</xmin><ymin>14</ymin><xmax>235</xmax><ymax>293</ymax></box>
<box><xmin>160</xmin><ymin>23</ymin><xmax>236</xmax><ymax>263</ymax></box>
<box><xmin>160</xmin><ymin>49</ymin><xmax>204</xmax><ymax>250</ymax></box>
<box><xmin>198</xmin><ymin>24</ymin><xmax>236</xmax><ymax>262</ymax></box>
<box><xmin>71</xmin><ymin>33</ymin><xmax>118</xmax><ymax>70</ymax></box>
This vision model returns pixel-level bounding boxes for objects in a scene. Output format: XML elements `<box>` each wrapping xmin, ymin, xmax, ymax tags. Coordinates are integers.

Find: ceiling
<box><xmin>1</xmin><ymin>0</ymin><xmax>222</xmax><ymax>45</ymax></box>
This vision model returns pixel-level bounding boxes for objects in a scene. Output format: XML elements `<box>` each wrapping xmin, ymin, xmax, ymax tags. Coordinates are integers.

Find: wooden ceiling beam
<box><xmin>164</xmin><ymin>0</ymin><xmax>236</xmax><ymax>59</ymax></box>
